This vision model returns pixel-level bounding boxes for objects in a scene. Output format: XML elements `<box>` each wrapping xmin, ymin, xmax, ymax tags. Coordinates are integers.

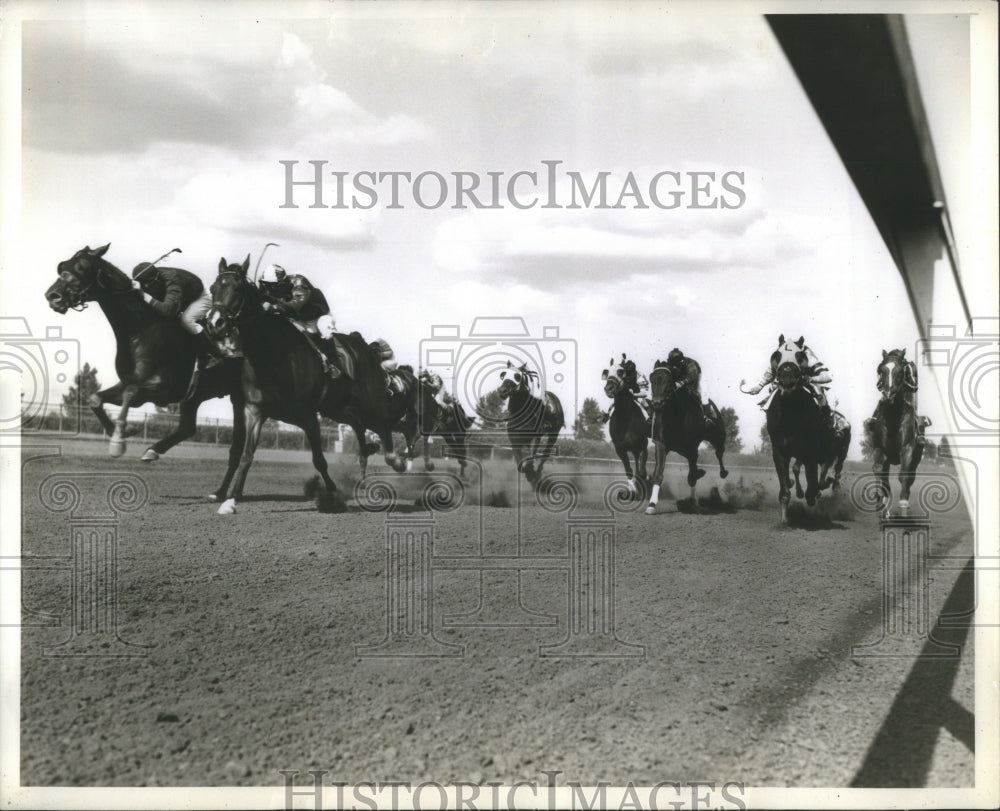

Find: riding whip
<box><xmin>252</xmin><ymin>242</ymin><xmax>280</xmax><ymax>284</ymax></box>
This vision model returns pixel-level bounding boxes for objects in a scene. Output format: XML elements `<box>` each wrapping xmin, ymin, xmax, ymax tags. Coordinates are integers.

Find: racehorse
<box><xmin>205</xmin><ymin>256</ymin><xmax>410</xmax><ymax>513</ymax></box>
<box><xmin>645</xmin><ymin>361</ymin><xmax>728</xmax><ymax>515</ymax></box>
<box><xmin>601</xmin><ymin>360</ymin><xmax>649</xmax><ymax>498</ymax></box>
<box><xmin>742</xmin><ymin>336</ymin><xmax>848</xmax><ymax>524</ymax></box>
<box><xmin>496</xmin><ymin>361</ymin><xmax>564</xmax><ymax>489</ymax></box>
<box><xmin>44</xmin><ymin>244</ymin><xmax>248</xmax><ymax>501</ymax></box>
<box><xmin>409</xmin><ymin>370</ymin><xmax>475</xmax><ymax>478</ymax></box>
<box><xmin>863</xmin><ymin>348</ymin><xmax>926</xmax><ymax>516</ymax></box>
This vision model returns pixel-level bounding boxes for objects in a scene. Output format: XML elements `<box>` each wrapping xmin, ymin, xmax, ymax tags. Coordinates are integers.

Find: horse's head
<box><xmin>648</xmin><ymin>360</ymin><xmax>675</xmax><ymax>410</ymax></box>
<box><xmin>772</xmin><ymin>335</ymin><xmax>808</xmax><ymax>396</ymax></box>
<box><xmin>46</xmin><ymin>244</ymin><xmax>127</xmax><ymax>313</ymax></box>
<box><xmin>603</xmin><ymin>371</ymin><xmax>623</xmax><ymax>398</ymax></box>
<box><xmin>877</xmin><ymin>348</ymin><xmax>916</xmax><ymax>401</ymax></box>
<box><xmin>497</xmin><ymin>361</ymin><xmax>536</xmax><ymax>400</ymax></box>
<box><xmin>205</xmin><ymin>255</ymin><xmax>254</xmax><ymax>339</ymax></box>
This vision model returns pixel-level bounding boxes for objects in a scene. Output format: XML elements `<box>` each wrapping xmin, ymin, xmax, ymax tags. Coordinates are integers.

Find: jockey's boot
<box><xmin>305</xmin><ymin>333</ymin><xmax>341</xmax><ymax>380</ymax></box>
<box><xmin>821</xmin><ymin>404</ymin><xmax>834</xmax><ymax>430</ymax></box>
<box><xmin>601</xmin><ymin>410</ymin><xmax>611</xmax><ymax>424</ymax></box>
<box><xmin>916</xmin><ymin>415</ymin><xmax>932</xmax><ymax>445</ymax></box>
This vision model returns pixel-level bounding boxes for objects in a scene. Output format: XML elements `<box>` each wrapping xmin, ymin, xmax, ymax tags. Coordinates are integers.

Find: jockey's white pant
<box><xmin>181</xmin><ymin>292</ymin><xmax>213</xmax><ymax>335</ymax></box>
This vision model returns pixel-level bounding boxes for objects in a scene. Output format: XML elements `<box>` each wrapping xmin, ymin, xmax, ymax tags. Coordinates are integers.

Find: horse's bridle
<box><xmin>648</xmin><ymin>366</ymin><xmax>674</xmax><ymax>410</ymax></box>
<box><xmin>877</xmin><ymin>358</ymin><xmax>916</xmax><ymax>400</ymax></box>
<box><xmin>57</xmin><ymin>258</ymin><xmax>111</xmax><ymax>311</ymax></box>
<box><xmin>209</xmin><ymin>269</ymin><xmax>254</xmax><ymax>338</ymax></box>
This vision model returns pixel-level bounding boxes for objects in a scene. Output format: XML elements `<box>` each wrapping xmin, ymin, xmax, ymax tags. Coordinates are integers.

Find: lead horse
<box><xmin>645</xmin><ymin>361</ymin><xmax>728</xmax><ymax>514</ymax></box>
<box><xmin>744</xmin><ymin>336</ymin><xmax>848</xmax><ymax>524</ymax></box>
<box><xmin>44</xmin><ymin>244</ymin><xmax>248</xmax><ymax>501</ymax></box>
<box><xmin>205</xmin><ymin>256</ymin><xmax>410</xmax><ymax>513</ymax></box>
<box><xmin>863</xmin><ymin>348</ymin><xmax>927</xmax><ymax>516</ymax></box>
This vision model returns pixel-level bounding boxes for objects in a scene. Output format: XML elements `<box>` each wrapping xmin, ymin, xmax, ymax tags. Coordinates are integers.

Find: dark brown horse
<box><xmin>744</xmin><ymin>337</ymin><xmax>846</xmax><ymax>524</ymax></box>
<box><xmin>863</xmin><ymin>348</ymin><xmax>927</xmax><ymax>516</ymax></box>
<box><xmin>602</xmin><ymin>360</ymin><xmax>649</xmax><ymax>498</ymax></box>
<box><xmin>496</xmin><ymin>361</ymin><xmax>564</xmax><ymax>489</ymax></box>
<box><xmin>645</xmin><ymin>361</ymin><xmax>728</xmax><ymax>515</ymax></box>
<box><xmin>205</xmin><ymin>256</ymin><xmax>411</xmax><ymax>513</ymax></box>
<box><xmin>408</xmin><ymin>370</ymin><xmax>474</xmax><ymax>478</ymax></box>
<box><xmin>43</xmin><ymin>244</ymin><xmax>248</xmax><ymax>501</ymax></box>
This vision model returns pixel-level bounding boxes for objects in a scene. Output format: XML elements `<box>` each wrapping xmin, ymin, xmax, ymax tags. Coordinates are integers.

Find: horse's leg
<box><xmin>792</xmin><ymin>460</ymin><xmax>804</xmax><ymax>499</ymax></box>
<box><xmin>350</xmin><ymin>422</ymin><xmax>370</xmax><ymax>479</ymax></box>
<box><xmin>377</xmin><ymin>425</ymin><xmax>407</xmax><ymax>473</ymax></box>
<box><xmin>714</xmin><ymin>439</ymin><xmax>728</xmax><ymax>479</ymax></box>
<box><xmin>143</xmin><ymin>396</ymin><xmax>199</xmax><ymax>462</ymax></box>
<box><xmin>402</xmin><ymin>412</ymin><xmax>420</xmax><ymax>473</ymax></box>
<box><xmin>211</xmin><ymin>395</ymin><xmax>246</xmax><ymax>502</ymax></box>
<box><xmin>871</xmin><ymin>454</ymin><xmax>891</xmax><ymax>517</ymax></box>
<box><xmin>645</xmin><ymin>442</ymin><xmax>666</xmax><ymax>515</ymax></box>
<box><xmin>109</xmin><ymin>384</ymin><xmax>140</xmax><ymax>457</ymax></box>
<box><xmin>637</xmin><ymin>442</ymin><xmax>649</xmax><ymax>483</ymax></box>
<box><xmin>898</xmin><ymin>445</ymin><xmax>918</xmax><ymax>516</ymax></box>
<box><xmin>89</xmin><ymin>383</ymin><xmax>122</xmax><ymax>437</ymax></box>
<box><xmin>772</xmin><ymin>447</ymin><xmax>791</xmax><ymax>524</ymax></box>
<box><xmin>509</xmin><ymin>441</ymin><xmax>530</xmax><ymax>482</ymax></box>
<box><xmin>534</xmin><ymin>431</ymin><xmax>559</xmax><ymax>482</ymax></box>
<box><xmin>302</xmin><ymin>416</ymin><xmax>345</xmax><ymax>511</ymax></box>
<box><xmin>218</xmin><ymin>404</ymin><xmax>264</xmax><ymax>515</ymax></box>
<box><xmin>422</xmin><ymin>435</ymin><xmax>434</xmax><ymax>472</ymax></box>
<box><xmin>615</xmin><ymin>442</ymin><xmax>635</xmax><ymax>495</ymax></box>
<box><xmin>804</xmin><ymin>461</ymin><xmax>820</xmax><ymax>506</ymax></box>
<box><xmin>686</xmin><ymin>451</ymin><xmax>706</xmax><ymax>510</ymax></box>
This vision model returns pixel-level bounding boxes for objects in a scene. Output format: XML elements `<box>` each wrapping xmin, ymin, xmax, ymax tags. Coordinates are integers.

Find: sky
<box><xmin>2</xmin><ymin>0</ymin><xmax>995</xmax><ymax>458</ymax></box>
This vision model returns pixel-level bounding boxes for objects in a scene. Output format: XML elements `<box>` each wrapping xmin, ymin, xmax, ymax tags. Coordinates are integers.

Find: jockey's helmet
<box><xmin>261</xmin><ymin>264</ymin><xmax>287</xmax><ymax>284</ymax></box>
<box><xmin>132</xmin><ymin>262</ymin><xmax>158</xmax><ymax>284</ymax></box>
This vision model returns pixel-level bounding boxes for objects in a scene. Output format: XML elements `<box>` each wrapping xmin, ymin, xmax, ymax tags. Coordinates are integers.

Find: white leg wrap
<box><xmin>218</xmin><ymin>498</ymin><xmax>237</xmax><ymax>515</ymax></box>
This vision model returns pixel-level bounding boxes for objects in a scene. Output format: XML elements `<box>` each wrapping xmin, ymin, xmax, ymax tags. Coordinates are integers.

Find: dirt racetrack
<box><xmin>18</xmin><ymin>437</ymin><xmax>976</xmax><ymax>790</ymax></box>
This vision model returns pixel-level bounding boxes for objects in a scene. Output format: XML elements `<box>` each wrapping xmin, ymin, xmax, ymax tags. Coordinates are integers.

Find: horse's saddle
<box><xmin>701</xmin><ymin>399</ymin><xmax>722</xmax><ymax>430</ymax></box>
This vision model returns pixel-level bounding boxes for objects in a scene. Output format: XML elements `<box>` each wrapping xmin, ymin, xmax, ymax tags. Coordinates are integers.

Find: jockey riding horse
<box><xmin>257</xmin><ymin>264</ymin><xmax>404</xmax><ymax>396</ymax></box>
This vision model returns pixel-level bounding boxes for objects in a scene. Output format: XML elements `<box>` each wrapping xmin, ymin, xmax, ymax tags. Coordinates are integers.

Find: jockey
<box><xmin>258</xmin><ymin>265</ymin><xmax>342</xmax><ymax>380</ymax></box>
<box><xmin>421</xmin><ymin>369</ymin><xmax>455</xmax><ymax>410</ymax></box>
<box><xmin>744</xmin><ymin>337</ymin><xmax>834</xmax><ymax>420</ymax></box>
<box><xmin>665</xmin><ymin>348</ymin><xmax>702</xmax><ymax>399</ymax></box>
<box><xmin>132</xmin><ymin>262</ymin><xmax>222</xmax><ymax>370</ymax></box>
<box><xmin>259</xmin><ymin>266</ymin><xmax>331</xmax><ymax>332</ymax></box>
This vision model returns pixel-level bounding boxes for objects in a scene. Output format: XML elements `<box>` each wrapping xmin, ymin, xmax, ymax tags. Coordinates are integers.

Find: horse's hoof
<box><xmin>425</xmin><ymin>461</ymin><xmax>436</xmax><ymax>472</ymax></box>
<box><xmin>720</xmin><ymin>469</ymin><xmax>729</xmax><ymax>479</ymax></box>
<box><xmin>405</xmin><ymin>459</ymin><xmax>413</xmax><ymax>472</ymax></box>
<box><xmin>695</xmin><ymin>469</ymin><xmax>706</xmax><ymax>480</ymax></box>
<box><xmin>140</xmin><ymin>448</ymin><xmax>159</xmax><ymax>462</ymax></box>
<box><xmin>109</xmin><ymin>437</ymin><xmax>125</xmax><ymax>458</ymax></box>
<box><xmin>645</xmin><ymin>505</ymin><xmax>656</xmax><ymax>515</ymax></box>
<box><xmin>218</xmin><ymin>498</ymin><xmax>237</xmax><ymax>515</ymax></box>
